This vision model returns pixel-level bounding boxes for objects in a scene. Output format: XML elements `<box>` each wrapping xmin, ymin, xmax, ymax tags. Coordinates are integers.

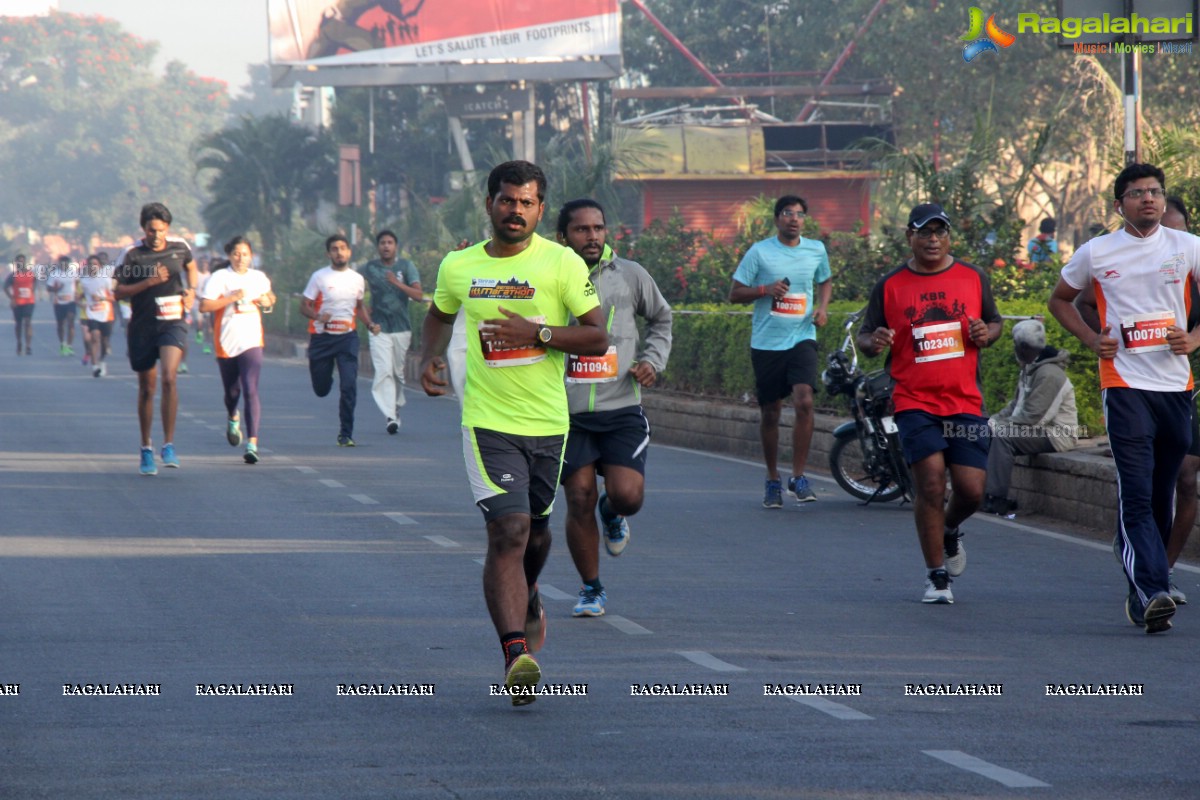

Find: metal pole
<box><xmin>1122</xmin><ymin>0</ymin><xmax>1141</xmax><ymax>164</ymax></box>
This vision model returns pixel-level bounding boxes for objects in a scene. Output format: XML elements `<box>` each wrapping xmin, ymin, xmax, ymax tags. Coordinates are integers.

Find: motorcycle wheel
<box><xmin>828</xmin><ymin>431</ymin><xmax>906</xmax><ymax>504</ymax></box>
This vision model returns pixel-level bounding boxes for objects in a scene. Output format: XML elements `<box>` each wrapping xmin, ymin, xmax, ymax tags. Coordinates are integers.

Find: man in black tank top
<box><xmin>114</xmin><ymin>202</ymin><xmax>199</xmax><ymax>475</ymax></box>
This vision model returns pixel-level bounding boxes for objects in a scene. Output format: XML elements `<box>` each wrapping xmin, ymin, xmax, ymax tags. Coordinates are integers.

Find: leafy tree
<box><xmin>193</xmin><ymin>114</ymin><xmax>337</xmax><ymax>277</ymax></box>
<box><xmin>0</xmin><ymin>12</ymin><xmax>228</xmax><ymax>241</ymax></box>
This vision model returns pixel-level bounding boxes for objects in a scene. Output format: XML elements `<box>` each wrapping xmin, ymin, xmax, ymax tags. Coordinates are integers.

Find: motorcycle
<box><xmin>821</xmin><ymin>310</ymin><xmax>914</xmax><ymax>504</ymax></box>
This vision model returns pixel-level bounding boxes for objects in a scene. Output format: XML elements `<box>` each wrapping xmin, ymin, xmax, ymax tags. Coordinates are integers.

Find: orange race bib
<box><xmin>323</xmin><ymin>317</ymin><xmax>353</xmax><ymax>334</ymax></box>
<box><xmin>912</xmin><ymin>320</ymin><xmax>966</xmax><ymax>363</ymax></box>
<box><xmin>478</xmin><ymin>318</ymin><xmax>546</xmax><ymax>368</ymax></box>
<box><xmin>770</xmin><ymin>292</ymin><xmax>808</xmax><ymax>318</ymax></box>
<box><xmin>1120</xmin><ymin>311</ymin><xmax>1175</xmax><ymax>353</ymax></box>
<box><xmin>154</xmin><ymin>295</ymin><xmax>183</xmax><ymax>321</ymax></box>
<box><xmin>566</xmin><ymin>346</ymin><xmax>619</xmax><ymax>384</ymax></box>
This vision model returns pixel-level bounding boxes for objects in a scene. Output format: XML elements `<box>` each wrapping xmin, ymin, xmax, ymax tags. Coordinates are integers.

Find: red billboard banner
<box><xmin>269</xmin><ymin>0</ymin><xmax>621</xmax><ymax>67</ymax></box>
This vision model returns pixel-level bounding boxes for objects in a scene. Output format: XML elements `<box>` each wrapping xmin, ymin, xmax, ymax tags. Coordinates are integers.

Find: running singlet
<box><xmin>79</xmin><ymin>275</ymin><xmax>115</xmax><ymax>322</ymax></box>
<box><xmin>6</xmin><ymin>272</ymin><xmax>36</xmax><ymax>305</ymax></box>
<box><xmin>116</xmin><ymin>238</ymin><xmax>193</xmax><ymax>326</ymax></box>
<box><xmin>861</xmin><ymin>260</ymin><xmax>1002</xmax><ymax>417</ymax></box>
<box><xmin>50</xmin><ymin>268</ymin><xmax>77</xmax><ymax>304</ymax></box>
<box><xmin>433</xmin><ymin>235</ymin><xmax>599</xmax><ymax>436</ymax></box>
<box><xmin>203</xmin><ymin>268</ymin><xmax>272</xmax><ymax>358</ymax></box>
<box><xmin>731</xmin><ymin>236</ymin><xmax>832</xmax><ymax>350</ymax></box>
<box><xmin>302</xmin><ymin>266</ymin><xmax>364</xmax><ymax>335</ymax></box>
<box><xmin>1061</xmin><ymin>227</ymin><xmax>1200</xmax><ymax>392</ymax></box>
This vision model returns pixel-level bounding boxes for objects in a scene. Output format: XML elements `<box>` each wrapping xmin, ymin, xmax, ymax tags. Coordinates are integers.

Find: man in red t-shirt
<box><xmin>5</xmin><ymin>254</ymin><xmax>37</xmax><ymax>355</ymax></box>
<box><xmin>858</xmin><ymin>203</ymin><xmax>1003</xmax><ymax>604</ymax></box>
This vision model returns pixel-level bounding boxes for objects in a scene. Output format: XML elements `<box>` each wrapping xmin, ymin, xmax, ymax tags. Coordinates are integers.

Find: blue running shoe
<box><xmin>243</xmin><ymin>442</ymin><xmax>259</xmax><ymax>465</ymax></box>
<box><xmin>787</xmin><ymin>475</ymin><xmax>817</xmax><ymax>503</ymax></box>
<box><xmin>572</xmin><ymin>586</ymin><xmax>606</xmax><ymax>617</ymax></box>
<box><xmin>139</xmin><ymin>448</ymin><xmax>157</xmax><ymax>476</ymax></box>
<box><xmin>599</xmin><ymin>492</ymin><xmax>630</xmax><ymax>556</ymax></box>
<box><xmin>160</xmin><ymin>443</ymin><xmax>179</xmax><ymax>468</ymax></box>
<box><xmin>226</xmin><ymin>417</ymin><xmax>243</xmax><ymax>447</ymax></box>
<box><xmin>763</xmin><ymin>478</ymin><xmax>783</xmax><ymax>508</ymax></box>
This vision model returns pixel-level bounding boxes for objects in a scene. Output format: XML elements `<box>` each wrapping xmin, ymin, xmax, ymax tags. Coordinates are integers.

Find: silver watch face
<box><xmin>538</xmin><ymin>326</ymin><xmax>552</xmax><ymax>344</ymax></box>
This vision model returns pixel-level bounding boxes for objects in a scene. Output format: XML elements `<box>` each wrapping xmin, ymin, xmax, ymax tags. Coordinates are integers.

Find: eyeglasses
<box><xmin>912</xmin><ymin>227</ymin><xmax>951</xmax><ymax>239</ymax></box>
<box><xmin>1121</xmin><ymin>188</ymin><xmax>1165</xmax><ymax>200</ymax></box>
<box><xmin>779</xmin><ymin>210</ymin><xmax>806</xmax><ymax>219</ymax></box>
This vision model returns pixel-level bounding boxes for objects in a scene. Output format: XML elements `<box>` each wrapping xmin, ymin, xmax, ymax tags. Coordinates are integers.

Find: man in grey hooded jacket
<box><xmin>556</xmin><ymin>199</ymin><xmax>673</xmax><ymax>618</ymax></box>
<box><xmin>983</xmin><ymin>319</ymin><xmax>1078</xmax><ymax>515</ymax></box>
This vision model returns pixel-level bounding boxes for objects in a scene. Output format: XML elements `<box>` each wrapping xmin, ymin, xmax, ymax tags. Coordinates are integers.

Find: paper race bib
<box><xmin>566</xmin><ymin>346</ymin><xmax>619</xmax><ymax>384</ymax></box>
<box><xmin>770</xmin><ymin>292</ymin><xmax>808</xmax><ymax>318</ymax></box>
<box><xmin>234</xmin><ymin>297</ymin><xmax>257</xmax><ymax>315</ymax></box>
<box><xmin>478</xmin><ymin>318</ymin><xmax>546</xmax><ymax>368</ymax></box>
<box><xmin>17</xmin><ymin>287</ymin><xmax>32</xmax><ymax>300</ymax></box>
<box><xmin>1120</xmin><ymin>311</ymin><xmax>1175</xmax><ymax>354</ymax></box>
<box><xmin>56</xmin><ymin>289</ymin><xmax>74</xmax><ymax>303</ymax></box>
<box><xmin>323</xmin><ymin>317</ymin><xmax>353</xmax><ymax>334</ymax></box>
<box><xmin>154</xmin><ymin>294</ymin><xmax>183</xmax><ymax>321</ymax></box>
<box><xmin>912</xmin><ymin>320</ymin><xmax>966</xmax><ymax>363</ymax></box>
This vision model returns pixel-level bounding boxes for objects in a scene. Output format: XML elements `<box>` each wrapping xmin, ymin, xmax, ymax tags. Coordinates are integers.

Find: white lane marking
<box><xmin>677</xmin><ymin>651</ymin><xmax>747</xmax><ymax>673</ymax></box>
<box><xmin>206</xmin><ymin>425</ymin><xmax>221</xmax><ymax>431</ymax></box>
<box><xmin>294</xmin><ymin>466</ymin><xmax>317</xmax><ymax>474</ymax></box>
<box><xmin>923</xmin><ymin>750</ymin><xmax>1050</xmax><ymax>788</ymax></box>
<box><xmin>349</xmin><ymin>494</ymin><xmax>378</xmax><ymax>505</ymax></box>
<box><xmin>424</xmin><ymin>535</ymin><xmax>459</xmax><ymax>548</ymax></box>
<box><xmin>192</xmin><ymin>419</ymin><xmax>207</xmax><ymax>425</ymax></box>
<box><xmin>603</xmin><ymin>615</ymin><xmax>652</xmax><ymax>635</ymax></box>
<box><xmin>384</xmin><ymin>512</ymin><xmax>417</xmax><ymax>526</ymax></box>
<box><xmin>536</xmin><ymin>584</ymin><xmax>573</xmax><ymax>601</ymax></box>
<box><xmin>787</xmin><ymin>695</ymin><xmax>873</xmax><ymax>720</ymax></box>
<box><xmin>657</xmin><ymin>443</ymin><xmax>1200</xmax><ymax>571</ymax></box>
<box><xmin>473</xmin><ymin>557</ymin><xmax>485</xmax><ymax>566</ymax></box>
<box><xmin>319</xmin><ymin>479</ymin><xmax>345</xmax><ymax>489</ymax></box>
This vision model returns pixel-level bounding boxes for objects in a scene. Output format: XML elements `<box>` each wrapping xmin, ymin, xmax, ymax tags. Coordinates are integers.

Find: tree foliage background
<box><xmin>0</xmin><ymin>12</ymin><xmax>228</xmax><ymax>242</ymax></box>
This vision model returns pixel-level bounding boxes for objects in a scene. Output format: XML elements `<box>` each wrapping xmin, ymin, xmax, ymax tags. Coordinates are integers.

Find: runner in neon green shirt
<box><xmin>419</xmin><ymin>161</ymin><xmax>607</xmax><ymax>705</ymax></box>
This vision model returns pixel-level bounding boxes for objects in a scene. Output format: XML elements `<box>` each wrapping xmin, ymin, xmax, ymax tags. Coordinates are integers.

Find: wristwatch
<box><xmin>536</xmin><ymin>324</ymin><xmax>553</xmax><ymax>345</ymax></box>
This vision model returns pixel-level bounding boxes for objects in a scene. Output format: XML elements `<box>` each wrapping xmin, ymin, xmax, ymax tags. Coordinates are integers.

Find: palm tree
<box><xmin>193</xmin><ymin>114</ymin><xmax>336</xmax><ymax>262</ymax></box>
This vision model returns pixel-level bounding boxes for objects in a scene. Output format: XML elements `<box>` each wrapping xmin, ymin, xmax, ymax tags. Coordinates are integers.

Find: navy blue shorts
<box><xmin>895</xmin><ymin>410</ymin><xmax>990</xmax><ymax>470</ymax></box>
<box><xmin>561</xmin><ymin>405</ymin><xmax>651</xmax><ymax>481</ymax></box>
<box><xmin>751</xmin><ymin>340</ymin><xmax>819</xmax><ymax>405</ymax></box>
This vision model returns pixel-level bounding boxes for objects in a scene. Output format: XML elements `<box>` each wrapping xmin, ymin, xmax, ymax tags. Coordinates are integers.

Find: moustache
<box><xmin>503</xmin><ymin>215</ymin><xmax>526</xmax><ymax>226</ymax></box>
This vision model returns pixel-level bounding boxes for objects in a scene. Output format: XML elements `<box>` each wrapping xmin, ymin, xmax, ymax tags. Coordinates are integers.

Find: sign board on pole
<box><xmin>269</xmin><ymin>0</ymin><xmax>622</xmax><ymax>87</ymax></box>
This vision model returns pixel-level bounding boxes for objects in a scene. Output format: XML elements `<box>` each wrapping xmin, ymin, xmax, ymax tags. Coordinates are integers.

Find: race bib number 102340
<box><xmin>912</xmin><ymin>320</ymin><xmax>966</xmax><ymax>363</ymax></box>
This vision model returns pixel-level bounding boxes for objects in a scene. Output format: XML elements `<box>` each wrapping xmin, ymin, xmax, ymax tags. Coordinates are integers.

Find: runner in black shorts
<box><xmin>419</xmin><ymin>161</ymin><xmax>609</xmax><ymax>705</ymax></box>
<box><xmin>555</xmin><ymin>198</ymin><xmax>672</xmax><ymax>617</ymax></box>
<box><xmin>114</xmin><ymin>203</ymin><xmax>199</xmax><ymax>476</ymax></box>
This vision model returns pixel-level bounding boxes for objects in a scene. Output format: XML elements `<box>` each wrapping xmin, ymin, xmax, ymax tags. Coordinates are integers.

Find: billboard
<box><xmin>268</xmin><ymin>0</ymin><xmax>623</xmax><ymax>87</ymax></box>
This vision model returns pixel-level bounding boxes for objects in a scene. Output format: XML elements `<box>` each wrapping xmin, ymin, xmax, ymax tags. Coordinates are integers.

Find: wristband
<box><xmin>759</xmin><ymin>285</ymin><xmax>767</xmax><ymax>298</ymax></box>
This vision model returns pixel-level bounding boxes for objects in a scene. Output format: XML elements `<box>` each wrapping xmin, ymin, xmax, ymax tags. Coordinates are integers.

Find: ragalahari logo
<box><xmin>960</xmin><ymin>7</ymin><xmax>1016</xmax><ymax>62</ymax></box>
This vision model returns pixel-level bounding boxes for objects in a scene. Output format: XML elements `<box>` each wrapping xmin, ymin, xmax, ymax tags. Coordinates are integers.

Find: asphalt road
<box><xmin>1</xmin><ymin>317</ymin><xmax>1197</xmax><ymax>799</ymax></box>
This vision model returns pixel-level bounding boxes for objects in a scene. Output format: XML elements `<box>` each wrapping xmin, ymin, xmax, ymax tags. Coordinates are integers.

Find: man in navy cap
<box><xmin>857</xmin><ymin>203</ymin><xmax>1003</xmax><ymax>604</ymax></box>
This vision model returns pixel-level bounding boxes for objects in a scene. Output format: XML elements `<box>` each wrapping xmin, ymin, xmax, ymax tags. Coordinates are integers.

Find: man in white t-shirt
<box><xmin>1048</xmin><ymin>162</ymin><xmax>1200</xmax><ymax>634</ymax></box>
<box><xmin>78</xmin><ymin>254</ymin><xmax>116</xmax><ymax>377</ymax></box>
<box><xmin>47</xmin><ymin>255</ymin><xmax>79</xmax><ymax>356</ymax></box>
<box><xmin>300</xmin><ymin>234</ymin><xmax>379</xmax><ymax>446</ymax></box>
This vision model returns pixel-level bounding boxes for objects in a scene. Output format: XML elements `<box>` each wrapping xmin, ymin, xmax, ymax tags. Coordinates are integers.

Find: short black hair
<box><xmin>224</xmin><ymin>235</ymin><xmax>253</xmax><ymax>254</ymax></box>
<box><xmin>556</xmin><ymin>198</ymin><xmax>606</xmax><ymax>237</ymax></box>
<box><xmin>325</xmin><ymin>234</ymin><xmax>350</xmax><ymax>253</ymax></box>
<box><xmin>1114</xmin><ymin>163</ymin><xmax>1165</xmax><ymax>201</ymax></box>
<box><xmin>375</xmin><ymin>229</ymin><xmax>398</xmax><ymax>245</ymax></box>
<box><xmin>139</xmin><ymin>202</ymin><xmax>172</xmax><ymax>228</ymax></box>
<box><xmin>1166</xmin><ymin>195</ymin><xmax>1191</xmax><ymax>231</ymax></box>
<box><xmin>774</xmin><ymin>195</ymin><xmax>807</xmax><ymax>217</ymax></box>
<box><xmin>487</xmin><ymin>160</ymin><xmax>547</xmax><ymax>202</ymax></box>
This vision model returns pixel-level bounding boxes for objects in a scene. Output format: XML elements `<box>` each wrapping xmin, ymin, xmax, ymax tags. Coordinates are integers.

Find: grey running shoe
<box><xmin>1169</xmin><ymin>571</ymin><xmax>1188</xmax><ymax>605</ymax></box>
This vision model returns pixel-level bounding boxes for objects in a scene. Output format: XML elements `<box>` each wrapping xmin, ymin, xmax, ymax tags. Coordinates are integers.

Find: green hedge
<box><xmin>660</xmin><ymin>299</ymin><xmax>1108</xmax><ymax>436</ymax></box>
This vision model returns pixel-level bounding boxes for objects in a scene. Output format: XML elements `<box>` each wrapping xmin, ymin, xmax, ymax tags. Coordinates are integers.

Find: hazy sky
<box><xmin>56</xmin><ymin>0</ymin><xmax>268</xmax><ymax>93</ymax></box>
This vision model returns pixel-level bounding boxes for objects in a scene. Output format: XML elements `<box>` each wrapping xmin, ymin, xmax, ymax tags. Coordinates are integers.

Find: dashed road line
<box><xmin>349</xmin><ymin>494</ymin><xmax>377</xmax><ymax>505</ymax></box>
<box><xmin>294</xmin><ymin>466</ymin><xmax>317</xmax><ymax>474</ymax></box>
<box><xmin>923</xmin><ymin>750</ymin><xmax>1049</xmax><ymax>788</ymax></box>
<box><xmin>319</xmin><ymin>478</ymin><xmax>345</xmax><ymax>489</ymax></box>
<box><xmin>424</xmin><ymin>535</ymin><xmax>459</xmax><ymax>548</ymax></box>
<box><xmin>677</xmin><ymin>651</ymin><xmax>746</xmax><ymax>673</ymax></box>
<box><xmin>603</xmin><ymin>615</ymin><xmax>652</xmax><ymax>635</ymax></box>
<box><xmin>787</xmin><ymin>695</ymin><xmax>873</xmax><ymax>720</ymax></box>
<box><xmin>383</xmin><ymin>511</ymin><xmax>417</xmax><ymax>526</ymax></box>
<box><xmin>536</xmin><ymin>584</ymin><xmax>573</xmax><ymax>601</ymax></box>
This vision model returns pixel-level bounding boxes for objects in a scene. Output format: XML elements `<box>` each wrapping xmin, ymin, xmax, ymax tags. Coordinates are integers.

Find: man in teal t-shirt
<box><xmin>729</xmin><ymin>195</ymin><xmax>832</xmax><ymax>508</ymax></box>
<box><xmin>359</xmin><ymin>229</ymin><xmax>422</xmax><ymax>434</ymax></box>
